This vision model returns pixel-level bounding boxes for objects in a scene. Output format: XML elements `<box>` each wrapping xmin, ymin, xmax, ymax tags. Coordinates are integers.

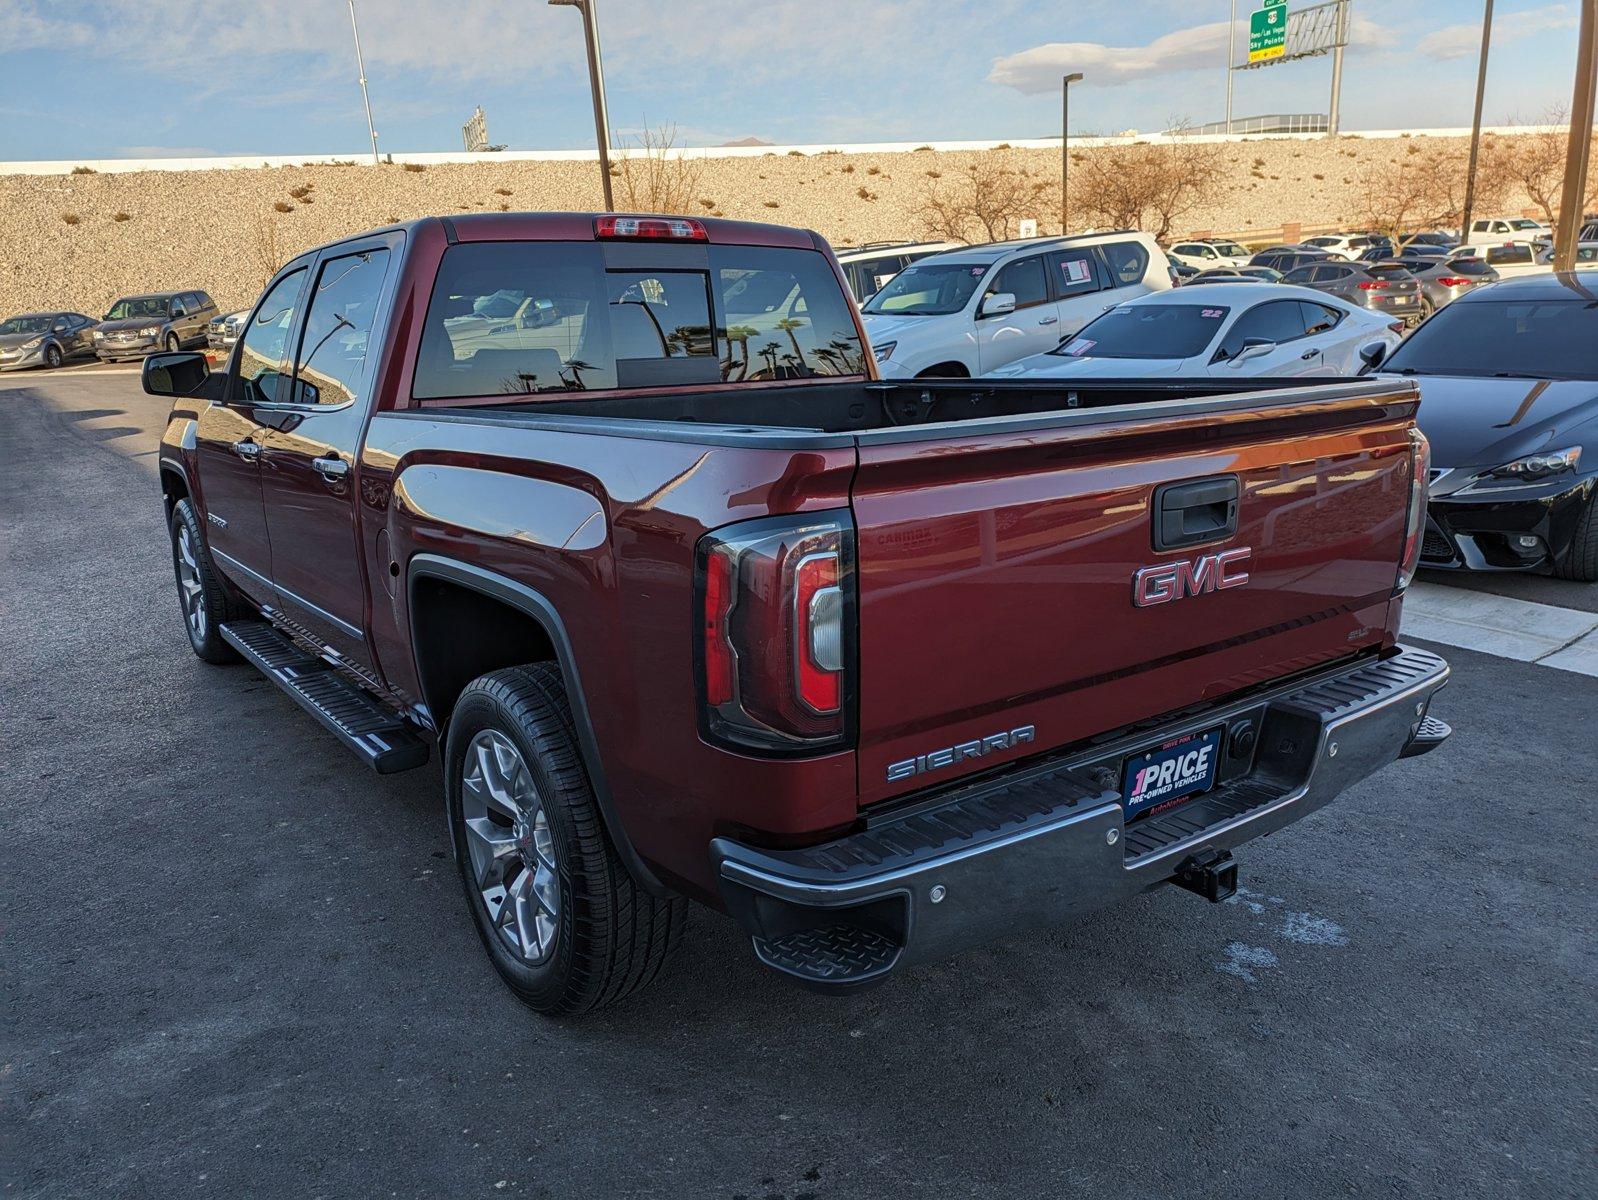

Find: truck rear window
<box><xmin>413</xmin><ymin>241</ymin><xmax>865</xmax><ymax>400</ymax></box>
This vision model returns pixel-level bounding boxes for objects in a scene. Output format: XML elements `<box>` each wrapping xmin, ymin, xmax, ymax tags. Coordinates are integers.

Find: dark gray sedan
<box><xmin>0</xmin><ymin>311</ymin><xmax>98</xmax><ymax>371</ymax></box>
<box><xmin>1281</xmin><ymin>260</ymin><xmax>1426</xmax><ymax>326</ymax></box>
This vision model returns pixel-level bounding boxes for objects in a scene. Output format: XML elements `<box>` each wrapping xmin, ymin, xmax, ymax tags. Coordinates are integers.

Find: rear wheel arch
<box><xmin>916</xmin><ymin>361</ymin><xmax>970</xmax><ymax>379</ymax></box>
<box><xmin>406</xmin><ymin>554</ymin><xmax>667</xmax><ymax>895</ymax></box>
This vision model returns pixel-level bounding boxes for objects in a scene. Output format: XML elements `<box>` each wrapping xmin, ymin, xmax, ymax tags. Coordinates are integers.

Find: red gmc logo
<box><xmin>1132</xmin><ymin>547</ymin><xmax>1252</xmax><ymax>607</ymax></box>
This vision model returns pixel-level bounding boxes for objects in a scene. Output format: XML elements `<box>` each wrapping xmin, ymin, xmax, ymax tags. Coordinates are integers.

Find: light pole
<box><xmin>1225</xmin><ymin>0</ymin><xmax>1237</xmax><ymax>134</ymax></box>
<box><xmin>346</xmin><ymin>0</ymin><xmax>380</xmax><ymax>166</ymax></box>
<box><xmin>1553</xmin><ymin>0</ymin><xmax>1596</xmax><ymax>272</ymax></box>
<box><xmin>550</xmin><ymin>0</ymin><xmax>615</xmax><ymax>211</ymax></box>
<box><xmin>1061</xmin><ymin>72</ymin><xmax>1083</xmax><ymax>234</ymax></box>
<box><xmin>1459</xmin><ymin>0</ymin><xmax>1495</xmax><ymax>246</ymax></box>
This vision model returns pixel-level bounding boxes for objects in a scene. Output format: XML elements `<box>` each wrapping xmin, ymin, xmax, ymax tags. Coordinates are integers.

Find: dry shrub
<box><xmin>1072</xmin><ymin>126</ymin><xmax>1225</xmax><ymax>240</ymax></box>
<box><xmin>70</xmin><ymin>166</ymin><xmax>96</xmax><ymax>175</ymax></box>
<box><xmin>763</xmin><ymin>200</ymin><xmax>780</xmax><ymax>208</ymax></box>
<box><xmin>866</xmin><ymin>165</ymin><xmax>881</xmax><ymax>176</ymax></box>
<box><xmin>913</xmin><ymin>151</ymin><xmax>1050</xmax><ymax>242</ymax></box>
<box><xmin>402</xmin><ymin>162</ymin><xmax>426</xmax><ymax>173</ymax></box>
<box><xmin>289</xmin><ymin>184</ymin><xmax>313</xmax><ymax>199</ymax></box>
<box><xmin>615</xmin><ymin>123</ymin><xmax>705</xmax><ymax>215</ymax></box>
<box><xmin>250</xmin><ymin>214</ymin><xmax>282</xmax><ymax>291</ymax></box>
<box><xmin>62</xmin><ymin>212</ymin><xmax>80</xmax><ymax>225</ymax></box>
<box><xmin>787</xmin><ymin>149</ymin><xmax>803</xmax><ymax>156</ymax></box>
<box><xmin>273</xmin><ymin>200</ymin><xmax>294</xmax><ymax>213</ymax></box>
<box><xmin>698</xmin><ymin>198</ymin><xmax>716</xmax><ymax>208</ymax></box>
<box><xmin>494</xmin><ymin>187</ymin><xmax>512</xmax><ymax>195</ymax></box>
<box><xmin>856</xmin><ymin>187</ymin><xmax>877</xmax><ymax>201</ymax></box>
<box><xmin>840</xmin><ymin>163</ymin><xmax>855</xmax><ymax>173</ymax></box>
<box><xmin>112</xmin><ymin>211</ymin><xmax>131</xmax><ymax>222</ymax></box>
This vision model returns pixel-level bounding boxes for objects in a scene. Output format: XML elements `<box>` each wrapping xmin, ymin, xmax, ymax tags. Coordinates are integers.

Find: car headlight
<box><xmin>21</xmin><ymin>336</ymin><xmax>43</xmax><ymax>349</ymax></box>
<box><xmin>871</xmin><ymin>340</ymin><xmax>896</xmax><ymax>362</ymax></box>
<box><xmin>1488</xmin><ymin>446</ymin><xmax>1582</xmax><ymax>481</ymax></box>
<box><xmin>93</xmin><ymin>330</ymin><xmax>106</xmax><ymax>339</ymax></box>
<box><xmin>141</xmin><ymin>326</ymin><xmax>162</xmax><ymax>337</ymax></box>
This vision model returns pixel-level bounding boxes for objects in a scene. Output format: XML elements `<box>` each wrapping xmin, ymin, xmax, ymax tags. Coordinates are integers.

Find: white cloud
<box><xmin>1416</xmin><ymin>3</ymin><xmax>1575</xmax><ymax>59</ymax></box>
<box><xmin>989</xmin><ymin>11</ymin><xmax>1390</xmax><ymax>93</ymax></box>
<box><xmin>988</xmin><ymin>21</ymin><xmax>1231</xmax><ymax>92</ymax></box>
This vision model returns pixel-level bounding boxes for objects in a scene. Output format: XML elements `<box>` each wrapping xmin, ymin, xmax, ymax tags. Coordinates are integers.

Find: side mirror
<box><xmin>142</xmin><ymin>351</ymin><xmax>218</xmax><ymax>400</ymax></box>
<box><xmin>1234</xmin><ymin>337</ymin><xmax>1276</xmax><ymax>363</ymax></box>
<box><xmin>52</xmin><ymin>320</ymin><xmax>68</xmax><ymax>332</ymax></box>
<box><xmin>979</xmin><ymin>291</ymin><xmax>1017</xmax><ymax>318</ymax></box>
<box><xmin>1358</xmin><ymin>340</ymin><xmax>1389</xmax><ymax>370</ymax></box>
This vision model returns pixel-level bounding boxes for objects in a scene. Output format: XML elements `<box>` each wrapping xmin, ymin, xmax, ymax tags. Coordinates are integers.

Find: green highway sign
<box><xmin>1249</xmin><ymin>3</ymin><xmax>1287</xmax><ymax>63</ymax></box>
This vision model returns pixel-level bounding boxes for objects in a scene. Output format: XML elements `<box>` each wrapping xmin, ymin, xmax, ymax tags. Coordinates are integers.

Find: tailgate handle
<box><xmin>1153</xmin><ymin>476</ymin><xmax>1239</xmax><ymax>551</ymax></box>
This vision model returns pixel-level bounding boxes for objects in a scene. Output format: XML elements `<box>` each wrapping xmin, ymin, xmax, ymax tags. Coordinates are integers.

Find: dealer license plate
<box><xmin>1121</xmin><ymin>726</ymin><xmax>1223</xmax><ymax>821</ymax></box>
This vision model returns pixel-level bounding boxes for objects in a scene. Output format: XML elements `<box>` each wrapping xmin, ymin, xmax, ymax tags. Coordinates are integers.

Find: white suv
<box><xmin>1165</xmin><ymin>238</ymin><xmax>1251</xmax><ymax>270</ymax></box>
<box><xmin>1467</xmin><ymin>216</ymin><xmax>1552</xmax><ymax>247</ymax></box>
<box><xmin>860</xmin><ymin>232</ymin><xmax>1173</xmax><ymax>378</ymax></box>
<box><xmin>835</xmin><ymin>241</ymin><xmax>963</xmax><ymax>303</ymax></box>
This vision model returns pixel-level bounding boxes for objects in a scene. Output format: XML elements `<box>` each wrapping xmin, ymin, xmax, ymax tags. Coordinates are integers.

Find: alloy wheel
<box><xmin>45</xmin><ymin>345</ymin><xmax>62</xmax><ymax>368</ymax></box>
<box><xmin>175</xmin><ymin>523</ymin><xmax>206</xmax><ymax>643</ymax></box>
<box><xmin>461</xmin><ymin>729</ymin><xmax>561</xmax><ymax>965</ymax></box>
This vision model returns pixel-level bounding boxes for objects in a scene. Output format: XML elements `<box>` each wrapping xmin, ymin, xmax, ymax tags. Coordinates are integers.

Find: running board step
<box><xmin>219</xmin><ymin>620</ymin><xmax>429</xmax><ymax>774</ymax></box>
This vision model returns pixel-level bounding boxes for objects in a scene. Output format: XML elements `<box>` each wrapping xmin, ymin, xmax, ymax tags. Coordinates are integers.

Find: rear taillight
<box><xmin>1398</xmin><ymin>427</ymin><xmax>1431</xmax><ymax>592</ymax></box>
<box><xmin>1437</xmin><ymin>276</ymin><xmax>1471</xmax><ymax>287</ymax></box>
<box><xmin>1358</xmin><ymin>280</ymin><xmax>1390</xmax><ymax>290</ymax></box>
<box><xmin>1388</xmin><ymin>321</ymin><xmax>1405</xmax><ymax>333</ymax></box>
<box><xmin>695</xmin><ymin>512</ymin><xmax>854</xmax><ymax>754</ymax></box>
<box><xmin>594</xmin><ymin>215</ymin><xmax>708</xmax><ymax>241</ymax></box>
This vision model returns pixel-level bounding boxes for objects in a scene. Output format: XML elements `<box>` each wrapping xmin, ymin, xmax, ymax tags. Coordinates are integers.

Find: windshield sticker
<box><xmin>970</xmin><ymin>266</ymin><xmax>986</xmax><ymax>277</ymax></box>
<box><xmin>1201</xmin><ymin>308</ymin><xmax>1225</xmax><ymax>318</ymax></box>
<box><xmin>1066</xmin><ymin>339</ymin><xmax>1095</xmax><ymax>356</ymax></box>
<box><xmin>1063</xmin><ymin>259</ymin><xmax>1092</xmax><ymax>284</ymax></box>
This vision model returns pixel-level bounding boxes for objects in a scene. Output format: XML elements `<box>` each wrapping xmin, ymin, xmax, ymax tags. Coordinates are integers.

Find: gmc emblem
<box><xmin>1133</xmin><ymin>547</ymin><xmax>1252</xmax><ymax>607</ymax></box>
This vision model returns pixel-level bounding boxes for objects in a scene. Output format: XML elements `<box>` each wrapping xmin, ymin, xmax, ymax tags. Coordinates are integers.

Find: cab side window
<box><xmin>987</xmin><ymin>255</ymin><xmax>1048</xmax><ymax>310</ymax></box>
<box><xmin>234</xmin><ymin>268</ymin><xmax>307</xmax><ymax>406</ymax></box>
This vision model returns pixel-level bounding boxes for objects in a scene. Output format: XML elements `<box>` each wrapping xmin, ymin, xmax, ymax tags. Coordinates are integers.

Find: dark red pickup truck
<box><xmin>147</xmin><ymin>213</ymin><xmax>1451</xmax><ymax>1015</ymax></box>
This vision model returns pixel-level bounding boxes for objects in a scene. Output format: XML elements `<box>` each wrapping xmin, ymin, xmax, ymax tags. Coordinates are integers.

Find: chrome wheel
<box><xmin>461</xmin><ymin>730</ymin><xmax>560</xmax><ymax>965</ymax></box>
<box><xmin>175</xmin><ymin>522</ymin><xmax>206</xmax><ymax>643</ymax></box>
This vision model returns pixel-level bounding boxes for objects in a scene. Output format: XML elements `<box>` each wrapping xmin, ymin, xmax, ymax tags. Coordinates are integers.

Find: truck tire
<box><xmin>1554</xmin><ymin>494</ymin><xmax>1598</xmax><ymax>582</ymax></box>
<box><xmin>168</xmin><ymin>498</ymin><xmax>242</xmax><ymax>664</ymax></box>
<box><xmin>446</xmin><ymin>664</ymin><xmax>687</xmax><ymax>1015</ymax></box>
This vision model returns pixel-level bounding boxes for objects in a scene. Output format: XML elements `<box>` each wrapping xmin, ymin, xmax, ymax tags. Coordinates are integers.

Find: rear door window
<box><xmin>1300</xmin><ymin>301</ymin><xmax>1344</xmax><ymax>335</ymax></box>
<box><xmin>1048</xmin><ymin>248</ymin><xmax>1102</xmax><ymax>297</ymax></box>
<box><xmin>289</xmin><ymin>247</ymin><xmax>392</xmax><ymax>406</ymax></box>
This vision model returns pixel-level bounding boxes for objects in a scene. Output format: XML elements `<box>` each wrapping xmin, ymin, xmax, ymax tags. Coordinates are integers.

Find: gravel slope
<box><xmin>1</xmin><ymin>134</ymin><xmax>1536</xmax><ymax>317</ymax></box>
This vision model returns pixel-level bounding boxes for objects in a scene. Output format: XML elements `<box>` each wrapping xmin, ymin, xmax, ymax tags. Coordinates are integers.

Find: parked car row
<box><xmin>0</xmin><ymin>288</ymin><xmax>223</xmax><ymax>372</ymax></box>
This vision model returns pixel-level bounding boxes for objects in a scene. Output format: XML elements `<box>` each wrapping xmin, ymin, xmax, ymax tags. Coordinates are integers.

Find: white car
<box><xmin>1466</xmin><ymin>216</ymin><xmax>1551</xmax><ymax>248</ymax></box>
<box><xmin>1302</xmin><ymin>233</ymin><xmax>1389</xmax><ymax>261</ymax></box>
<box><xmin>984</xmin><ymin>284</ymin><xmax>1405</xmax><ymax>380</ymax></box>
<box><xmin>861</xmin><ymin>232</ymin><xmax>1172</xmax><ymax>378</ymax></box>
<box><xmin>835</xmin><ymin>241</ymin><xmax>963</xmax><ymax>304</ymax></box>
<box><xmin>1449</xmin><ymin>240</ymin><xmax>1587</xmax><ymax>280</ymax></box>
<box><xmin>1165</xmin><ymin>238</ymin><xmax>1252</xmax><ymax>271</ymax></box>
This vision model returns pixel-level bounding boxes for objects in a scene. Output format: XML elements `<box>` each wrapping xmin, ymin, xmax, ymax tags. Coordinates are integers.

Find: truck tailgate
<box><xmin>850</xmin><ymin>382</ymin><xmax>1419</xmax><ymax>806</ymax></box>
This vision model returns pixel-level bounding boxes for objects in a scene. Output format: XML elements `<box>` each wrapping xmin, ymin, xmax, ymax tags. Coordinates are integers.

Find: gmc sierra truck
<box><xmin>146</xmin><ymin>213</ymin><xmax>1452</xmax><ymax>1016</ymax></box>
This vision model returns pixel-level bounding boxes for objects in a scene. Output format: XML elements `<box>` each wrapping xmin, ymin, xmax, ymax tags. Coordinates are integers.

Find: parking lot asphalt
<box><xmin>4</xmin><ymin>374</ymin><xmax>1595</xmax><ymax>1200</ymax></box>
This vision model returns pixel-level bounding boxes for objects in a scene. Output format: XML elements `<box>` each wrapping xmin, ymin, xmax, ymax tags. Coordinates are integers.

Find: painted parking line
<box><xmin>1401</xmin><ymin>582</ymin><xmax>1598</xmax><ymax>677</ymax></box>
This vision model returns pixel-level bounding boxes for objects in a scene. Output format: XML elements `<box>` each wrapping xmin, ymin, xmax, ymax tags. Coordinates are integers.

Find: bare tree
<box><xmin>1497</xmin><ymin>109</ymin><xmax>1574</xmax><ymax>225</ymax></box>
<box><xmin>615</xmin><ymin>123</ymin><xmax>705</xmax><ymax>215</ymax></box>
<box><xmin>913</xmin><ymin>151</ymin><xmax>1050</xmax><ymax>242</ymax></box>
<box><xmin>1073</xmin><ymin>125</ymin><xmax>1225</xmax><ymax>241</ymax></box>
<box><xmin>1357</xmin><ymin>140</ymin><xmax>1510</xmax><ymax>238</ymax></box>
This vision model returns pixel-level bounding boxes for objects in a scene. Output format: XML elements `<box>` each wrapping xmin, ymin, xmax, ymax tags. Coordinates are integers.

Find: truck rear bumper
<box><xmin>712</xmin><ymin>645</ymin><xmax>1450</xmax><ymax>991</ymax></box>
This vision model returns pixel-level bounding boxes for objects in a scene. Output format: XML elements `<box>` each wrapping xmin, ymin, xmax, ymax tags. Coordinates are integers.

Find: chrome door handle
<box><xmin>1037</xmin><ymin>315</ymin><xmax>1059</xmax><ymax>326</ymax></box>
<box><xmin>1301</xmin><ymin>349</ymin><xmax>1320</xmax><ymax>360</ymax></box>
<box><xmin>313</xmin><ymin>454</ymin><xmax>349</xmax><ymax>482</ymax></box>
<box><xmin>231</xmin><ymin>439</ymin><xmax>260</xmax><ymax>461</ymax></box>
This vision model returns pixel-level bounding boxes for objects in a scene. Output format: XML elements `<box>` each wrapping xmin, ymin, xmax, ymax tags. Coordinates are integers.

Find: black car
<box><xmin>1248</xmin><ymin>244</ymin><xmax>1335</xmax><ymax>274</ymax></box>
<box><xmin>1379</xmin><ymin>272</ymin><xmax>1598</xmax><ymax>581</ymax></box>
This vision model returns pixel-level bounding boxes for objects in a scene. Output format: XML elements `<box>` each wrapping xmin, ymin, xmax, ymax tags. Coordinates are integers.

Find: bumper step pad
<box><xmin>219</xmin><ymin>620</ymin><xmax>428</xmax><ymax>774</ymax></box>
<box><xmin>753</xmin><ymin>925</ymin><xmax>902</xmax><ymax>990</ymax></box>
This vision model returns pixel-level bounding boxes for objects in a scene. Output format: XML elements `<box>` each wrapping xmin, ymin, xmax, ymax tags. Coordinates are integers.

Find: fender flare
<box><xmin>406</xmin><ymin>553</ymin><xmax>666</xmax><ymax>896</ymax></box>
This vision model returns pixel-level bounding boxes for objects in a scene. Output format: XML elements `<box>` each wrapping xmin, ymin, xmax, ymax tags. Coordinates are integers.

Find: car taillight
<box><xmin>1437</xmin><ymin>276</ymin><xmax>1471</xmax><ymax>287</ymax></box>
<box><xmin>1398</xmin><ymin>427</ymin><xmax>1431</xmax><ymax>593</ymax></box>
<box><xmin>594</xmin><ymin>215</ymin><xmax>708</xmax><ymax>241</ymax></box>
<box><xmin>1388</xmin><ymin>321</ymin><xmax>1405</xmax><ymax>333</ymax></box>
<box><xmin>695</xmin><ymin>512</ymin><xmax>854</xmax><ymax>754</ymax></box>
<box><xmin>1358</xmin><ymin>280</ymin><xmax>1390</xmax><ymax>290</ymax></box>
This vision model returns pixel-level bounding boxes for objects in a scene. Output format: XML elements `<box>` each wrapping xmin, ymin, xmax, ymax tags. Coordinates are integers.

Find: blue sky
<box><xmin>0</xmin><ymin>0</ymin><xmax>1583</xmax><ymax>160</ymax></box>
